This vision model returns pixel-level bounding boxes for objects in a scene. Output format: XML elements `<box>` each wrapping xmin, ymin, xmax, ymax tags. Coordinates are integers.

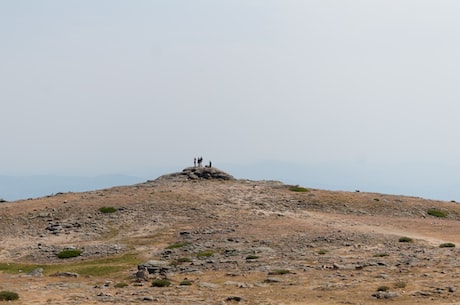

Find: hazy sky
<box><xmin>2</xmin><ymin>1</ymin><xmax>460</xmax><ymax>199</ymax></box>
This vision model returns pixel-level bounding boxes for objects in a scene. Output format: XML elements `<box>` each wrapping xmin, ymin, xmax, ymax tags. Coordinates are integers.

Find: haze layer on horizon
<box><xmin>1</xmin><ymin>1</ymin><xmax>460</xmax><ymax>201</ymax></box>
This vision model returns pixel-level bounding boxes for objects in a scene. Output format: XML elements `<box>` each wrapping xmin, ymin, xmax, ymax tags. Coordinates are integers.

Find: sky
<box><xmin>2</xmin><ymin>1</ymin><xmax>460</xmax><ymax>200</ymax></box>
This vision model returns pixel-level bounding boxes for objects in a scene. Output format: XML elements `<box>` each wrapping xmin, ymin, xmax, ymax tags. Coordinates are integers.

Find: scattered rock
<box><xmin>372</xmin><ymin>291</ymin><xmax>400</xmax><ymax>299</ymax></box>
<box><xmin>333</xmin><ymin>263</ymin><xmax>362</xmax><ymax>270</ymax></box>
<box><xmin>226</xmin><ymin>296</ymin><xmax>243</xmax><ymax>302</ymax></box>
<box><xmin>198</xmin><ymin>282</ymin><xmax>220</xmax><ymax>289</ymax></box>
<box><xmin>2</xmin><ymin>167</ymin><xmax>460</xmax><ymax>304</ymax></box>
<box><xmin>27</xmin><ymin>268</ymin><xmax>43</xmax><ymax>277</ymax></box>
<box><xmin>138</xmin><ymin>260</ymin><xmax>171</xmax><ymax>274</ymax></box>
<box><xmin>156</xmin><ymin>167</ymin><xmax>235</xmax><ymax>182</ymax></box>
<box><xmin>51</xmin><ymin>272</ymin><xmax>79</xmax><ymax>277</ymax></box>
<box><xmin>264</xmin><ymin>277</ymin><xmax>282</xmax><ymax>283</ymax></box>
<box><xmin>224</xmin><ymin>281</ymin><xmax>252</xmax><ymax>288</ymax></box>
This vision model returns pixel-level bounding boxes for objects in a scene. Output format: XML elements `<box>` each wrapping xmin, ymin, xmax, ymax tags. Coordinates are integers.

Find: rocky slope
<box><xmin>1</xmin><ymin>167</ymin><xmax>460</xmax><ymax>304</ymax></box>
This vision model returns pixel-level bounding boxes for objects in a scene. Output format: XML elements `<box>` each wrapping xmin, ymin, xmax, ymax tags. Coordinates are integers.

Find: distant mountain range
<box><xmin>220</xmin><ymin>161</ymin><xmax>460</xmax><ymax>202</ymax></box>
<box><xmin>1</xmin><ymin>161</ymin><xmax>459</xmax><ymax>202</ymax></box>
<box><xmin>0</xmin><ymin>175</ymin><xmax>147</xmax><ymax>201</ymax></box>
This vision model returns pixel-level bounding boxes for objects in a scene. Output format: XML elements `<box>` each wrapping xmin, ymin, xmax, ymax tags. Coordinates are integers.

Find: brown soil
<box><xmin>1</xmin><ymin>167</ymin><xmax>460</xmax><ymax>304</ymax></box>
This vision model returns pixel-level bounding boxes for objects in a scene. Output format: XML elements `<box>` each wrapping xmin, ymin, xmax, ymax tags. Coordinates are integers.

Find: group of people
<box><xmin>194</xmin><ymin>157</ymin><xmax>212</xmax><ymax>168</ymax></box>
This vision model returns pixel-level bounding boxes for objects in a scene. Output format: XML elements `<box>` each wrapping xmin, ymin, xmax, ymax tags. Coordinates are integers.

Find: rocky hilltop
<box><xmin>1</xmin><ymin>168</ymin><xmax>460</xmax><ymax>304</ymax></box>
<box><xmin>154</xmin><ymin>166</ymin><xmax>235</xmax><ymax>182</ymax></box>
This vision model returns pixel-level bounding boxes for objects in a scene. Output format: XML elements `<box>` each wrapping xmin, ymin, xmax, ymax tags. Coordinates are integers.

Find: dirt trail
<box><xmin>304</xmin><ymin>211</ymin><xmax>460</xmax><ymax>246</ymax></box>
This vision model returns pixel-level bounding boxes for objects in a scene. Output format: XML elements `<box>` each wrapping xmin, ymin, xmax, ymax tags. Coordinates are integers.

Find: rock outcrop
<box><xmin>155</xmin><ymin>167</ymin><xmax>235</xmax><ymax>182</ymax></box>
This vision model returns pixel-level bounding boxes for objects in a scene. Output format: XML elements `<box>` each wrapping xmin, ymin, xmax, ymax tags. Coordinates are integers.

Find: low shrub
<box><xmin>398</xmin><ymin>237</ymin><xmax>413</xmax><ymax>243</ymax></box>
<box><xmin>177</xmin><ymin>257</ymin><xmax>192</xmax><ymax>263</ymax></box>
<box><xmin>269</xmin><ymin>269</ymin><xmax>291</xmax><ymax>275</ymax></box>
<box><xmin>427</xmin><ymin>208</ymin><xmax>447</xmax><ymax>218</ymax></box>
<box><xmin>0</xmin><ymin>291</ymin><xmax>19</xmax><ymax>301</ymax></box>
<box><xmin>114</xmin><ymin>282</ymin><xmax>128</xmax><ymax>288</ymax></box>
<box><xmin>440</xmin><ymin>243</ymin><xmax>456</xmax><ymax>248</ymax></box>
<box><xmin>196</xmin><ymin>251</ymin><xmax>214</xmax><ymax>258</ymax></box>
<box><xmin>99</xmin><ymin>206</ymin><xmax>117</xmax><ymax>214</ymax></box>
<box><xmin>57</xmin><ymin>249</ymin><xmax>83</xmax><ymax>259</ymax></box>
<box><xmin>152</xmin><ymin>279</ymin><xmax>171</xmax><ymax>287</ymax></box>
<box><xmin>377</xmin><ymin>285</ymin><xmax>390</xmax><ymax>292</ymax></box>
<box><xmin>394</xmin><ymin>281</ymin><xmax>407</xmax><ymax>289</ymax></box>
<box><xmin>318</xmin><ymin>249</ymin><xmax>328</xmax><ymax>255</ymax></box>
<box><xmin>180</xmin><ymin>280</ymin><xmax>192</xmax><ymax>286</ymax></box>
<box><xmin>245</xmin><ymin>255</ymin><xmax>259</xmax><ymax>260</ymax></box>
<box><xmin>289</xmin><ymin>185</ymin><xmax>309</xmax><ymax>192</ymax></box>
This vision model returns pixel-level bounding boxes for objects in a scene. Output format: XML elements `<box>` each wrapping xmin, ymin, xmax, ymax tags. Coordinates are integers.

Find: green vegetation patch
<box><xmin>427</xmin><ymin>208</ymin><xmax>448</xmax><ymax>218</ymax></box>
<box><xmin>269</xmin><ymin>269</ymin><xmax>291</xmax><ymax>275</ymax></box>
<box><xmin>196</xmin><ymin>251</ymin><xmax>214</xmax><ymax>258</ymax></box>
<box><xmin>398</xmin><ymin>237</ymin><xmax>413</xmax><ymax>243</ymax></box>
<box><xmin>75</xmin><ymin>265</ymin><xmax>126</xmax><ymax>276</ymax></box>
<box><xmin>0</xmin><ymin>263</ymin><xmax>43</xmax><ymax>275</ymax></box>
<box><xmin>288</xmin><ymin>185</ymin><xmax>309</xmax><ymax>192</ymax></box>
<box><xmin>68</xmin><ymin>253</ymin><xmax>142</xmax><ymax>277</ymax></box>
<box><xmin>180</xmin><ymin>280</ymin><xmax>192</xmax><ymax>286</ymax></box>
<box><xmin>177</xmin><ymin>257</ymin><xmax>192</xmax><ymax>263</ymax></box>
<box><xmin>152</xmin><ymin>279</ymin><xmax>171</xmax><ymax>287</ymax></box>
<box><xmin>57</xmin><ymin>249</ymin><xmax>83</xmax><ymax>259</ymax></box>
<box><xmin>0</xmin><ymin>253</ymin><xmax>141</xmax><ymax>278</ymax></box>
<box><xmin>377</xmin><ymin>285</ymin><xmax>390</xmax><ymax>292</ymax></box>
<box><xmin>114</xmin><ymin>282</ymin><xmax>129</xmax><ymax>288</ymax></box>
<box><xmin>318</xmin><ymin>249</ymin><xmax>328</xmax><ymax>255</ymax></box>
<box><xmin>171</xmin><ymin>257</ymin><xmax>192</xmax><ymax>267</ymax></box>
<box><xmin>440</xmin><ymin>242</ymin><xmax>456</xmax><ymax>248</ymax></box>
<box><xmin>85</xmin><ymin>252</ymin><xmax>141</xmax><ymax>266</ymax></box>
<box><xmin>394</xmin><ymin>281</ymin><xmax>407</xmax><ymax>289</ymax></box>
<box><xmin>373</xmin><ymin>253</ymin><xmax>390</xmax><ymax>257</ymax></box>
<box><xmin>245</xmin><ymin>255</ymin><xmax>260</xmax><ymax>260</ymax></box>
<box><xmin>99</xmin><ymin>206</ymin><xmax>117</xmax><ymax>214</ymax></box>
<box><xmin>67</xmin><ymin>253</ymin><xmax>141</xmax><ymax>277</ymax></box>
<box><xmin>0</xmin><ymin>291</ymin><xmax>19</xmax><ymax>301</ymax></box>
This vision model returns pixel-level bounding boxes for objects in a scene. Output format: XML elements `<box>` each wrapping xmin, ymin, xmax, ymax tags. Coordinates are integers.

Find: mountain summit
<box><xmin>1</xmin><ymin>169</ymin><xmax>460</xmax><ymax>304</ymax></box>
<box><xmin>155</xmin><ymin>167</ymin><xmax>235</xmax><ymax>182</ymax></box>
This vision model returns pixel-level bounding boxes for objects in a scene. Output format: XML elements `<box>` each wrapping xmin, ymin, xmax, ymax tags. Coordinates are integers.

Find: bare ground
<box><xmin>1</xmin><ymin>167</ymin><xmax>460</xmax><ymax>304</ymax></box>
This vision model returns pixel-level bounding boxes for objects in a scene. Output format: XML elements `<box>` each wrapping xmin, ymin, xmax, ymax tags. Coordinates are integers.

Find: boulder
<box><xmin>138</xmin><ymin>260</ymin><xmax>171</xmax><ymax>274</ymax></box>
<box><xmin>135</xmin><ymin>267</ymin><xmax>150</xmax><ymax>281</ymax></box>
<box><xmin>27</xmin><ymin>268</ymin><xmax>43</xmax><ymax>277</ymax></box>
<box><xmin>372</xmin><ymin>291</ymin><xmax>400</xmax><ymax>299</ymax></box>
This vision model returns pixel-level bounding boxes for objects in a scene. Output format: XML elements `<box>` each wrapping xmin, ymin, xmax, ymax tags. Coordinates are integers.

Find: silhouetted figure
<box><xmin>209</xmin><ymin>161</ymin><xmax>212</xmax><ymax>168</ymax></box>
<box><xmin>198</xmin><ymin>157</ymin><xmax>203</xmax><ymax>167</ymax></box>
<box><xmin>194</xmin><ymin>158</ymin><xmax>197</xmax><ymax>167</ymax></box>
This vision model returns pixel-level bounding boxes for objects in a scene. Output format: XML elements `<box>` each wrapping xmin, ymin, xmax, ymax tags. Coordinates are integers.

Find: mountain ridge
<box><xmin>0</xmin><ymin>174</ymin><xmax>145</xmax><ymax>201</ymax></box>
<box><xmin>1</xmin><ymin>167</ymin><xmax>460</xmax><ymax>304</ymax></box>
